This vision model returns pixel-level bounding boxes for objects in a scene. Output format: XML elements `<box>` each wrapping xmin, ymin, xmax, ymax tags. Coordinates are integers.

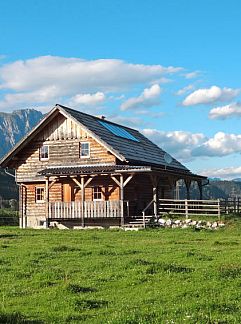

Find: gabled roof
<box><xmin>0</xmin><ymin>104</ymin><xmax>190</xmax><ymax>173</ymax></box>
<box><xmin>57</xmin><ymin>105</ymin><xmax>189</xmax><ymax>171</ymax></box>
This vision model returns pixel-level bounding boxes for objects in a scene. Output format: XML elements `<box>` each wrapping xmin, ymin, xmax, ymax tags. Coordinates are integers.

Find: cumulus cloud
<box><xmin>182</xmin><ymin>86</ymin><xmax>240</xmax><ymax>106</ymax></box>
<box><xmin>209</xmin><ymin>102</ymin><xmax>241</xmax><ymax>120</ymax></box>
<box><xmin>142</xmin><ymin>129</ymin><xmax>241</xmax><ymax>161</ymax></box>
<box><xmin>0</xmin><ymin>56</ymin><xmax>181</xmax><ymax>93</ymax></box>
<box><xmin>176</xmin><ymin>84</ymin><xmax>194</xmax><ymax>96</ymax></box>
<box><xmin>69</xmin><ymin>92</ymin><xmax>105</xmax><ymax>106</ymax></box>
<box><xmin>142</xmin><ymin>129</ymin><xmax>205</xmax><ymax>161</ymax></box>
<box><xmin>120</xmin><ymin>84</ymin><xmax>162</xmax><ymax>111</ymax></box>
<box><xmin>192</xmin><ymin>132</ymin><xmax>241</xmax><ymax>157</ymax></box>
<box><xmin>0</xmin><ymin>55</ymin><xmax>182</xmax><ymax>111</ymax></box>
<box><xmin>0</xmin><ymin>86</ymin><xmax>61</xmax><ymax>109</ymax></box>
<box><xmin>199</xmin><ymin>166</ymin><xmax>241</xmax><ymax>180</ymax></box>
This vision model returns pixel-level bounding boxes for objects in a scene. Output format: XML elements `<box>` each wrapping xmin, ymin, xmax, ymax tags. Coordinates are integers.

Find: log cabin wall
<box><xmin>124</xmin><ymin>174</ymin><xmax>153</xmax><ymax>215</ymax></box>
<box><xmin>12</xmin><ymin>113</ymin><xmax>116</xmax><ymax>182</ymax></box>
<box><xmin>58</xmin><ymin>176</ymin><xmax>119</xmax><ymax>201</ymax></box>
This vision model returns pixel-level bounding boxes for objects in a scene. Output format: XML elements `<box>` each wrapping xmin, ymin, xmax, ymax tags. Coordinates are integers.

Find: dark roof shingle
<box><xmin>59</xmin><ymin>105</ymin><xmax>189</xmax><ymax>172</ymax></box>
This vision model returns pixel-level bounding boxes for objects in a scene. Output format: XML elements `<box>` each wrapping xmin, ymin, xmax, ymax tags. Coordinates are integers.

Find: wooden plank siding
<box><xmin>10</xmin><ymin>113</ymin><xmax>116</xmax><ymax>182</ymax></box>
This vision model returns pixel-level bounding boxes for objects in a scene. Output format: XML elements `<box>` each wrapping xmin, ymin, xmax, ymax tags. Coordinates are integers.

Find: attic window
<box><xmin>40</xmin><ymin>145</ymin><xmax>49</xmax><ymax>161</ymax></box>
<box><xmin>98</xmin><ymin>120</ymin><xmax>139</xmax><ymax>142</ymax></box>
<box><xmin>80</xmin><ymin>142</ymin><xmax>90</xmax><ymax>158</ymax></box>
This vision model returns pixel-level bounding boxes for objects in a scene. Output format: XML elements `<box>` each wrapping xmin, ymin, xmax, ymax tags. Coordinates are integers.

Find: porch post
<box><xmin>45</xmin><ymin>177</ymin><xmax>49</xmax><ymax>228</ymax></box>
<box><xmin>150</xmin><ymin>174</ymin><xmax>160</xmax><ymax>218</ymax></box>
<box><xmin>19</xmin><ymin>185</ymin><xmax>23</xmax><ymax>228</ymax></box>
<box><xmin>184</xmin><ymin>179</ymin><xmax>191</xmax><ymax>200</ymax></box>
<box><xmin>81</xmin><ymin>176</ymin><xmax>85</xmax><ymax>227</ymax></box>
<box><xmin>120</xmin><ymin>174</ymin><xmax>124</xmax><ymax>227</ymax></box>
<box><xmin>197</xmin><ymin>180</ymin><xmax>203</xmax><ymax>200</ymax></box>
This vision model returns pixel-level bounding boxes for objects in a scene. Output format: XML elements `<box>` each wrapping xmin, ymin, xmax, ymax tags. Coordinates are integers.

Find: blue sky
<box><xmin>0</xmin><ymin>0</ymin><xmax>241</xmax><ymax>179</ymax></box>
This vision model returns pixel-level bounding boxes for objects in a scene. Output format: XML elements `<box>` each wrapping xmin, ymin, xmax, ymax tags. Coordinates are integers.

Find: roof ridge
<box><xmin>56</xmin><ymin>104</ymin><xmax>140</xmax><ymax>132</ymax></box>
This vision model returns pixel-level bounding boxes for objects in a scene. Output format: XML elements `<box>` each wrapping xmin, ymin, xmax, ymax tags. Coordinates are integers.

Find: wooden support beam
<box><xmin>81</xmin><ymin>177</ymin><xmax>85</xmax><ymax>227</ymax></box>
<box><xmin>49</xmin><ymin>178</ymin><xmax>58</xmax><ymax>190</ymax></box>
<box><xmin>197</xmin><ymin>180</ymin><xmax>203</xmax><ymax>200</ymax></box>
<box><xmin>123</xmin><ymin>173</ymin><xmax>134</xmax><ymax>187</ymax></box>
<box><xmin>184</xmin><ymin>178</ymin><xmax>191</xmax><ymax>200</ymax></box>
<box><xmin>111</xmin><ymin>175</ymin><xmax>121</xmax><ymax>187</ymax></box>
<box><xmin>84</xmin><ymin>176</ymin><xmax>95</xmax><ymax>188</ymax></box>
<box><xmin>45</xmin><ymin>177</ymin><xmax>49</xmax><ymax>228</ymax></box>
<box><xmin>71</xmin><ymin>177</ymin><xmax>83</xmax><ymax>189</ymax></box>
<box><xmin>120</xmin><ymin>174</ymin><xmax>124</xmax><ymax>227</ymax></box>
<box><xmin>149</xmin><ymin>174</ymin><xmax>160</xmax><ymax>218</ymax></box>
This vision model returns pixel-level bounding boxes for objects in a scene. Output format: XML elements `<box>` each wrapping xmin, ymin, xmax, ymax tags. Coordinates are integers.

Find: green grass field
<box><xmin>0</xmin><ymin>220</ymin><xmax>241</xmax><ymax>323</ymax></box>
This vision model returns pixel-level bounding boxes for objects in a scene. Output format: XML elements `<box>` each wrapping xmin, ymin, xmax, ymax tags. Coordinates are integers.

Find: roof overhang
<box><xmin>37</xmin><ymin>163</ymin><xmax>206</xmax><ymax>181</ymax></box>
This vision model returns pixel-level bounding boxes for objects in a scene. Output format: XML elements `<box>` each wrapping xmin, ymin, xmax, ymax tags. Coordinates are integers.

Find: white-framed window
<box><xmin>40</xmin><ymin>145</ymin><xmax>49</xmax><ymax>161</ymax></box>
<box><xmin>80</xmin><ymin>142</ymin><xmax>90</xmax><ymax>158</ymax></box>
<box><xmin>93</xmin><ymin>186</ymin><xmax>102</xmax><ymax>201</ymax></box>
<box><xmin>35</xmin><ymin>187</ymin><xmax>45</xmax><ymax>203</ymax></box>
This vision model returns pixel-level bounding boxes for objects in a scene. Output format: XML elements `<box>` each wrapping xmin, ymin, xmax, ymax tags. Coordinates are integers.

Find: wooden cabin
<box><xmin>0</xmin><ymin>104</ymin><xmax>206</xmax><ymax>228</ymax></box>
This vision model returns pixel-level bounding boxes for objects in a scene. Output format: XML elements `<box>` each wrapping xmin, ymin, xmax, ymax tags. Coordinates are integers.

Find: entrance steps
<box><xmin>123</xmin><ymin>215</ymin><xmax>154</xmax><ymax>229</ymax></box>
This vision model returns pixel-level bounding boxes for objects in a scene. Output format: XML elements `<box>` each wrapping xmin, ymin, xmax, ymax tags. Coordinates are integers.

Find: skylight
<box><xmin>99</xmin><ymin>120</ymin><xmax>139</xmax><ymax>142</ymax></box>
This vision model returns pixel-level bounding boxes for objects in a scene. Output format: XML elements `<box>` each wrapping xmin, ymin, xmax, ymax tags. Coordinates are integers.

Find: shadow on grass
<box><xmin>219</xmin><ymin>264</ymin><xmax>241</xmax><ymax>279</ymax></box>
<box><xmin>74</xmin><ymin>299</ymin><xmax>108</xmax><ymax>310</ymax></box>
<box><xmin>0</xmin><ymin>312</ymin><xmax>43</xmax><ymax>324</ymax></box>
<box><xmin>67</xmin><ymin>283</ymin><xmax>96</xmax><ymax>294</ymax></box>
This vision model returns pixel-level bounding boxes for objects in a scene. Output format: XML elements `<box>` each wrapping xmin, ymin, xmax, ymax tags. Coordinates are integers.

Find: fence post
<box><xmin>185</xmin><ymin>199</ymin><xmax>188</xmax><ymax>219</ymax></box>
<box><xmin>217</xmin><ymin>199</ymin><xmax>221</xmax><ymax>220</ymax></box>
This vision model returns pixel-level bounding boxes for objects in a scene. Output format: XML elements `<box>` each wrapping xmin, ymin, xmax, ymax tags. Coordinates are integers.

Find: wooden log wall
<box><xmin>11</xmin><ymin>113</ymin><xmax>116</xmax><ymax>182</ymax></box>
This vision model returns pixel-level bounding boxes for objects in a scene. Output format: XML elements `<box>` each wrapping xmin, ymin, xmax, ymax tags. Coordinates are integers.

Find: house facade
<box><xmin>0</xmin><ymin>104</ymin><xmax>206</xmax><ymax>228</ymax></box>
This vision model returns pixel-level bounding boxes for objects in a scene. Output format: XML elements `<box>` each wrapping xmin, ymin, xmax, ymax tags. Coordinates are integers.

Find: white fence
<box><xmin>48</xmin><ymin>200</ymin><xmax>122</xmax><ymax>219</ymax></box>
<box><xmin>158</xmin><ymin>199</ymin><xmax>221</xmax><ymax>219</ymax></box>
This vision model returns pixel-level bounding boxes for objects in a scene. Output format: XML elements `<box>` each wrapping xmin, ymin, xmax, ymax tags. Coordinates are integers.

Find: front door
<box><xmin>63</xmin><ymin>183</ymin><xmax>74</xmax><ymax>202</ymax></box>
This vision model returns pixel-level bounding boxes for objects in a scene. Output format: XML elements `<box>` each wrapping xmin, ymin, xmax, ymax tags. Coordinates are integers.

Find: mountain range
<box><xmin>0</xmin><ymin>108</ymin><xmax>240</xmax><ymax>200</ymax></box>
<box><xmin>0</xmin><ymin>109</ymin><xmax>43</xmax><ymax>199</ymax></box>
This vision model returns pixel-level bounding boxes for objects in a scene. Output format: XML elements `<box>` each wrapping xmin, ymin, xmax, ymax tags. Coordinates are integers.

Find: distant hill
<box><xmin>178</xmin><ymin>179</ymin><xmax>241</xmax><ymax>200</ymax></box>
<box><xmin>0</xmin><ymin>109</ymin><xmax>43</xmax><ymax>199</ymax></box>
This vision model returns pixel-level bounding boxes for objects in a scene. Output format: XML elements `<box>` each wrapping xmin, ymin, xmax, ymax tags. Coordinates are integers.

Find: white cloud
<box><xmin>209</xmin><ymin>102</ymin><xmax>241</xmax><ymax>120</ymax></box>
<box><xmin>184</xmin><ymin>71</ymin><xmax>200</xmax><ymax>79</ymax></box>
<box><xmin>176</xmin><ymin>84</ymin><xmax>194</xmax><ymax>96</ymax></box>
<box><xmin>142</xmin><ymin>129</ymin><xmax>241</xmax><ymax>161</ymax></box>
<box><xmin>0</xmin><ymin>86</ymin><xmax>61</xmax><ymax>109</ymax></box>
<box><xmin>192</xmin><ymin>132</ymin><xmax>241</xmax><ymax>157</ymax></box>
<box><xmin>199</xmin><ymin>166</ymin><xmax>241</xmax><ymax>180</ymax></box>
<box><xmin>183</xmin><ymin>86</ymin><xmax>240</xmax><ymax>106</ymax></box>
<box><xmin>0</xmin><ymin>56</ymin><xmax>181</xmax><ymax>92</ymax></box>
<box><xmin>120</xmin><ymin>84</ymin><xmax>162</xmax><ymax>111</ymax></box>
<box><xmin>0</xmin><ymin>55</ymin><xmax>182</xmax><ymax>111</ymax></box>
<box><xmin>108</xmin><ymin>115</ymin><xmax>143</xmax><ymax>128</ymax></box>
<box><xmin>69</xmin><ymin>92</ymin><xmax>105</xmax><ymax>106</ymax></box>
<box><xmin>142</xmin><ymin>129</ymin><xmax>205</xmax><ymax>161</ymax></box>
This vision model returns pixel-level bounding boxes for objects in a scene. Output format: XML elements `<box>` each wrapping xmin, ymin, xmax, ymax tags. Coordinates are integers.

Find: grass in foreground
<box><xmin>0</xmin><ymin>220</ymin><xmax>241</xmax><ymax>323</ymax></box>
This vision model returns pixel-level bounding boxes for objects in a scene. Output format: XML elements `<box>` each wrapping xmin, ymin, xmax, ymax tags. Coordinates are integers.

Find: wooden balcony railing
<box><xmin>48</xmin><ymin>200</ymin><xmax>123</xmax><ymax>219</ymax></box>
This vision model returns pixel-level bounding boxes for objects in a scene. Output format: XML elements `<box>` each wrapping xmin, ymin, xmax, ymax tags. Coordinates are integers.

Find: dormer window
<box><xmin>80</xmin><ymin>142</ymin><xmax>90</xmax><ymax>158</ymax></box>
<box><xmin>40</xmin><ymin>145</ymin><xmax>49</xmax><ymax>161</ymax></box>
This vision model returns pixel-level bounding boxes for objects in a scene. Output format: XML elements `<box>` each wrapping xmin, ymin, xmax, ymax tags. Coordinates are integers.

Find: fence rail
<box><xmin>48</xmin><ymin>200</ymin><xmax>122</xmax><ymax>219</ymax></box>
<box><xmin>158</xmin><ymin>199</ymin><xmax>221</xmax><ymax>219</ymax></box>
<box><xmin>220</xmin><ymin>198</ymin><xmax>241</xmax><ymax>214</ymax></box>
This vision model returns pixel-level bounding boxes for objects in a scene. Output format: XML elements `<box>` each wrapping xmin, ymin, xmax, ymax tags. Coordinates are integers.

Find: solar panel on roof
<box><xmin>98</xmin><ymin>120</ymin><xmax>140</xmax><ymax>142</ymax></box>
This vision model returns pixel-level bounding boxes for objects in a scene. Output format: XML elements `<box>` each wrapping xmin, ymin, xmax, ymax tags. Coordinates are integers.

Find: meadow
<box><xmin>0</xmin><ymin>219</ymin><xmax>241</xmax><ymax>323</ymax></box>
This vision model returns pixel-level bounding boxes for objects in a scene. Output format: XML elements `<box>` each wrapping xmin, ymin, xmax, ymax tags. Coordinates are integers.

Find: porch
<box><xmin>48</xmin><ymin>200</ymin><xmax>128</xmax><ymax>220</ymax></box>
